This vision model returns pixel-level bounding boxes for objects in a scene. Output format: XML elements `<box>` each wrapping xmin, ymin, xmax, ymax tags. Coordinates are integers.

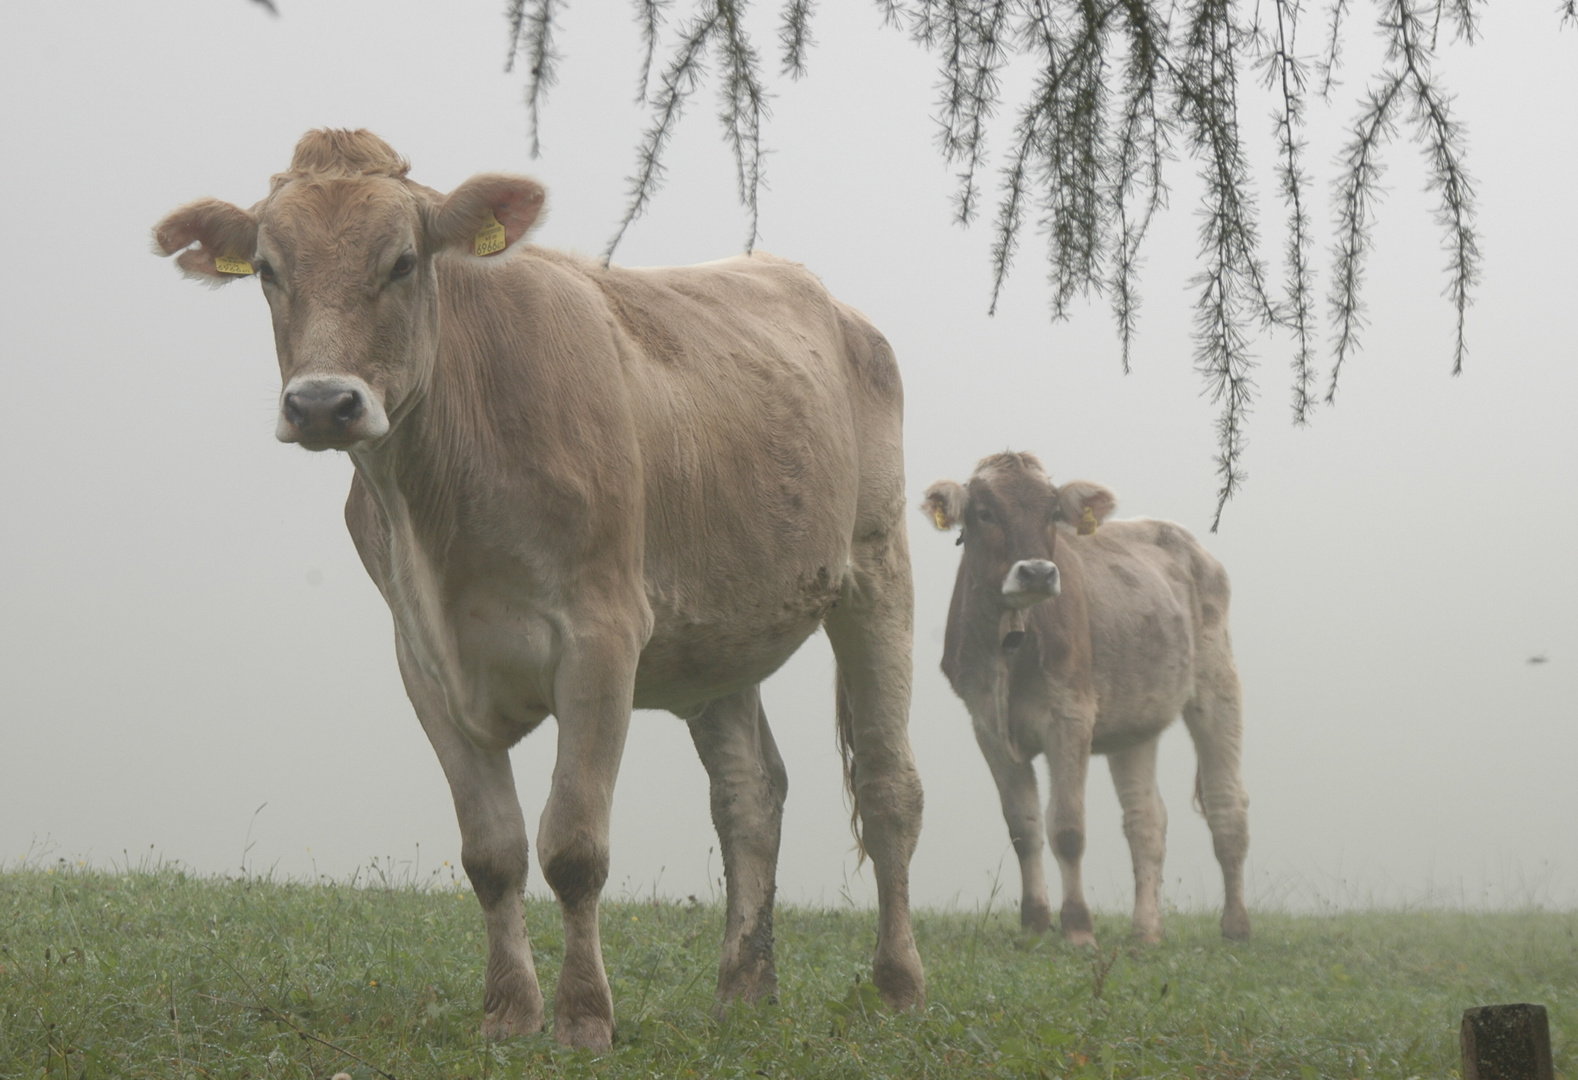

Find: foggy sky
<box><xmin>1</xmin><ymin>0</ymin><xmax>1573</xmax><ymax>913</ymax></box>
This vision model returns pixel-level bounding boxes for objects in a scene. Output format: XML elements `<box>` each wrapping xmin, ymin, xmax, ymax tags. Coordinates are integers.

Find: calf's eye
<box><xmin>256</xmin><ymin>260</ymin><xmax>277</xmax><ymax>285</ymax></box>
<box><xmin>390</xmin><ymin>253</ymin><xmax>416</xmax><ymax>281</ymax></box>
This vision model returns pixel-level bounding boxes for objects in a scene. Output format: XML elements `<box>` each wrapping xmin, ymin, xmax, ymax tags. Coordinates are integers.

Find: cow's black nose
<box><xmin>1016</xmin><ymin>561</ymin><xmax>1056</xmax><ymax>587</ymax></box>
<box><xmin>284</xmin><ymin>386</ymin><xmax>365</xmax><ymax>434</ymax></box>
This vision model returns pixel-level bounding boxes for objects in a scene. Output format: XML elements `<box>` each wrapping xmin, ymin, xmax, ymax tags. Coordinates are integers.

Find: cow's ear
<box><xmin>922</xmin><ymin>480</ymin><xmax>967</xmax><ymax>531</ymax></box>
<box><xmin>152</xmin><ymin>198</ymin><xmax>260</xmax><ymax>285</ymax></box>
<box><xmin>1055</xmin><ymin>480</ymin><xmax>1117</xmax><ymax>527</ymax></box>
<box><xmin>427</xmin><ymin>174</ymin><xmax>545</xmax><ymax>256</ymax></box>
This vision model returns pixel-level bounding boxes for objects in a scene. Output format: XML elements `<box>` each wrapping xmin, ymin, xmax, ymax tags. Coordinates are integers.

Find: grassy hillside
<box><xmin>2</xmin><ymin>865</ymin><xmax>1573</xmax><ymax>1078</ymax></box>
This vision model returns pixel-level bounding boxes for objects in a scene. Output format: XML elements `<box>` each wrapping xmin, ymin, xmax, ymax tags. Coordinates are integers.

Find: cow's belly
<box><xmin>633</xmin><ymin>554</ymin><xmax>849</xmax><ymax>714</ymax></box>
<box><xmin>1087</xmin><ymin>600</ymin><xmax>1196</xmax><ymax>754</ymax></box>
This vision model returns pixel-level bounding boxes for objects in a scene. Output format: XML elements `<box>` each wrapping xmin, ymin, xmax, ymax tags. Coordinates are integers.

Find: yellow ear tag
<box><xmin>932</xmin><ymin>507</ymin><xmax>949</xmax><ymax>530</ymax></box>
<box><xmin>474</xmin><ymin>214</ymin><xmax>508</xmax><ymax>257</ymax></box>
<box><xmin>214</xmin><ymin>255</ymin><xmax>254</xmax><ymax>275</ymax></box>
<box><xmin>1079</xmin><ymin>506</ymin><xmax>1099</xmax><ymax>535</ymax></box>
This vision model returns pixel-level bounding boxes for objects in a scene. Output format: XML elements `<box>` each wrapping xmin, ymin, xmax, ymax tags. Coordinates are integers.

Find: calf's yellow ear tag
<box><xmin>214</xmin><ymin>255</ymin><xmax>254</xmax><ymax>275</ymax></box>
<box><xmin>474</xmin><ymin>213</ymin><xmax>508</xmax><ymax>257</ymax></box>
<box><xmin>1079</xmin><ymin>506</ymin><xmax>1099</xmax><ymax>535</ymax></box>
<box><xmin>932</xmin><ymin>507</ymin><xmax>949</xmax><ymax>530</ymax></box>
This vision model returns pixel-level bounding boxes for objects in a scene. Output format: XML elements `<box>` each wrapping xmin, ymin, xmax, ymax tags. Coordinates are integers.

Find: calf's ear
<box><xmin>922</xmin><ymin>480</ymin><xmax>967</xmax><ymax>531</ymax></box>
<box><xmin>152</xmin><ymin>198</ymin><xmax>259</xmax><ymax>285</ymax></box>
<box><xmin>1055</xmin><ymin>480</ymin><xmax>1118</xmax><ymax>526</ymax></box>
<box><xmin>427</xmin><ymin>174</ymin><xmax>546</xmax><ymax>256</ymax></box>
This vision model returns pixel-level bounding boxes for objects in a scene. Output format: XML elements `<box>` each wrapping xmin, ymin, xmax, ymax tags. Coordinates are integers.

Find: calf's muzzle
<box><xmin>1001</xmin><ymin>559</ymin><xmax>1060</xmax><ymax>608</ymax></box>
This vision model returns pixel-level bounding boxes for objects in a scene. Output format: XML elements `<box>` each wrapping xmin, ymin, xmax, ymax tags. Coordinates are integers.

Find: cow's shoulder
<box><xmin>1089</xmin><ymin>517</ymin><xmax>1231</xmax><ymax>619</ymax></box>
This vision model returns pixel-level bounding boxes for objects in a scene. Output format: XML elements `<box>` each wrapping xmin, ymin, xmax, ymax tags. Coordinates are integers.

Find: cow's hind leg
<box><xmin>401</xmin><ymin>641</ymin><xmax>545</xmax><ymax>1040</ymax></box>
<box><xmin>1107</xmin><ymin>737</ymin><xmax>1168</xmax><ymax>943</ymax></box>
<box><xmin>971</xmin><ymin>722</ymin><xmax>1053</xmax><ymax>932</ymax></box>
<box><xmin>686</xmin><ymin>686</ymin><xmax>788</xmax><ymax>1008</ymax></box>
<box><xmin>1183</xmin><ymin>643</ymin><xmax>1250</xmax><ymax>941</ymax></box>
<box><xmin>824</xmin><ymin>531</ymin><xmax>925</xmax><ymax>1011</ymax></box>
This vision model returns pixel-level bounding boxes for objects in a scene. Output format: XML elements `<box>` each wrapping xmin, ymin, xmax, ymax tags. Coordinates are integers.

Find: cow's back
<box><xmin>1064</xmin><ymin>518</ymin><xmax>1227</xmax><ymax>749</ymax></box>
<box><xmin>550</xmin><ymin>252</ymin><xmax>902</xmax><ymax>710</ymax></box>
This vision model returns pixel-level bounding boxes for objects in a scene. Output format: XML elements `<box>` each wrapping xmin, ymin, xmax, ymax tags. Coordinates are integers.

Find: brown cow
<box><xmin>923</xmin><ymin>452</ymin><xmax>1249</xmax><ymax>945</ymax></box>
<box><xmin>153</xmin><ymin>129</ymin><xmax>924</xmax><ymax>1049</ymax></box>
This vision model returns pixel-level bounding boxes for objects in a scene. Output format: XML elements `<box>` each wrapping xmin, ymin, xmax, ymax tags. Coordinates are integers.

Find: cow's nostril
<box><xmin>283</xmin><ymin>392</ymin><xmax>308</xmax><ymax>427</ymax></box>
<box><xmin>333</xmin><ymin>391</ymin><xmax>364</xmax><ymax>424</ymax></box>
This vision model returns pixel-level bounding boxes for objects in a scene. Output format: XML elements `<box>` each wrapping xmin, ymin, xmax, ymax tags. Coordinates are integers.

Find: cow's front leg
<box><xmin>1044</xmin><ymin>709</ymin><xmax>1096</xmax><ymax>947</ymax></box>
<box><xmin>401</xmin><ymin>641</ymin><xmax>544</xmax><ymax>1039</ymax></box>
<box><xmin>971</xmin><ymin>720</ymin><xmax>1053</xmax><ymax>932</ymax></box>
<box><xmin>538</xmin><ymin>634</ymin><xmax>639</xmax><ymax>1051</ymax></box>
<box><xmin>1107</xmin><ymin>738</ymin><xmax>1167</xmax><ymax>943</ymax></box>
<box><xmin>686</xmin><ymin>686</ymin><xmax>788</xmax><ymax>1008</ymax></box>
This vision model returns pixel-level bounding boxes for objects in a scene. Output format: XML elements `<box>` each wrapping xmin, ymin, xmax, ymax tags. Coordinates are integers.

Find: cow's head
<box><xmin>153</xmin><ymin>129</ymin><xmax>545</xmax><ymax>451</ymax></box>
<box><xmin>923</xmin><ymin>453</ymin><xmax>1116</xmax><ymax>610</ymax></box>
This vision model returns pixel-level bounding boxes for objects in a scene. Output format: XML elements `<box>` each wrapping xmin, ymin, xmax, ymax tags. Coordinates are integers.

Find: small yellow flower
<box><xmin>369</xmin><ymin>980</ymin><xmax>379</xmax><ymax>987</ymax></box>
<box><xmin>631</xmin><ymin>915</ymin><xmax>639</xmax><ymax>922</ymax></box>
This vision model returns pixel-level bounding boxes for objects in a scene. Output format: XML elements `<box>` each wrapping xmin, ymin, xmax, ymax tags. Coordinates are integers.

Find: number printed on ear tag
<box><xmin>214</xmin><ymin>255</ymin><xmax>254</xmax><ymax>275</ymax></box>
<box><xmin>474</xmin><ymin>214</ymin><xmax>507</xmax><ymax>257</ymax></box>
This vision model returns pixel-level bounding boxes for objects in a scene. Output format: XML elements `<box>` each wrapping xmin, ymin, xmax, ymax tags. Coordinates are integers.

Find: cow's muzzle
<box><xmin>276</xmin><ymin>376</ymin><xmax>390</xmax><ymax>450</ymax></box>
<box><xmin>1001</xmin><ymin>559</ymin><xmax>1060</xmax><ymax>608</ymax></box>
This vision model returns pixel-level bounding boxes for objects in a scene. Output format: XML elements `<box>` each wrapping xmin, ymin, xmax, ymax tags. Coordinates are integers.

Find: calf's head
<box><xmin>153</xmin><ymin>129</ymin><xmax>545</xmax><ymax>451</ymax></box>
<box><xmin>923</xmin><ymin>452</ymin><xmax>1116</xmax><ymax>610</ymax></box>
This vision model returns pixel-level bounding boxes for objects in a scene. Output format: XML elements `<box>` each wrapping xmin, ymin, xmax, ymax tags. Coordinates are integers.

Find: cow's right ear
<box><xmin>922</xmin><ymin>480</ymin><xmax>967</xmax><ymax>531</ymax></box>
<box><xmin>427</xmin><ymin>174</ymin><xmax>546</xmax><ymax>256</ymax></box>
<box><xmin>152</xmin><ymin>198</ymin><xmax>260</xmax><ymax>285</ymax></box>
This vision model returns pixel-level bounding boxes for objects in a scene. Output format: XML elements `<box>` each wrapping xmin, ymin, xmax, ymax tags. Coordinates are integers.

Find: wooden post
<box><xmin>1461</xmin><ymin>1004</ymin><xmax>1554</xmax><ymax>1080</ymax></box>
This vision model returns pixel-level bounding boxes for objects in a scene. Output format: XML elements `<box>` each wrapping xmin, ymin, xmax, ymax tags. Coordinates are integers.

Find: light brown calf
<box><xmin>925</xmin><ymin>452</ymin><xmax>1249</xmax><ymax>944</ymax></box>
<box><xmin>154</xmin><ymin>129</ymin><xmax>925</xmax><ymax>1049</ymax></box>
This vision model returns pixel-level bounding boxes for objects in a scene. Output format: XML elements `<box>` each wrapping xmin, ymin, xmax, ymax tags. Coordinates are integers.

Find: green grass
<box><xmin>2</xmin><ymin>864</ymin><xmax>1573</xmax><ymax>1079</ymax></box>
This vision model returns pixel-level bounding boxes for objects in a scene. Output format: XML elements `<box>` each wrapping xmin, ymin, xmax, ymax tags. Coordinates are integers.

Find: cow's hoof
<box><xmin>554</xmin><ymin>1014</ymin><xmax>614</xmax><ymax>1052</ymax></box>
<box><xmin>1021</xmin><ymin>901</ymin><xmax>1054</xmax><ymax>934</ymax></box>
<box><xmin>1132</xmin><ymin>926</ymin><xmax>1164</xmax><ymax>946</ymax></box>
<box><xmin>481</xmin><ymin>977</ymin><xmax>545</xmax><ymax>1039</ymax></box>
<box><xmin>1060</xmin><ymin>901</ymin><xmax>1095</xmax><ymax>947</ymax></box>
<box><xmin>716</xmin><ymin>965</ymin><xmax>779</xmax><ymax>1011</ymax></box>
<box><xmin>1221</xmin><ymin>908</ymin><xmax>1251</xmax><ymax>942</ymax></box>
<box><xmin>482</xmin><ymin>1003</ymin><xmax>545</xmax><ymax>1040</ymax></box>
<box><xmin>873</xmin><ymin>951</ymin><xmax>926</xmax><ymax>1011</ymax></box>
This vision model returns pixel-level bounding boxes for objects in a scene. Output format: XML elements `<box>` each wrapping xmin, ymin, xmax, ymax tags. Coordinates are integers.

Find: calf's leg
<box><xmin>971</xmin><ymin>722</ymin><xmax>1053</xmax><ymax>932</ymax></box>
<box><xmin>1106</xmin><ymin>738</ymin><xmax>1168</xmax><ymax>943</ymax></box>
<box><xmin>824</xmin><ymin>531</ymin><xmax>926</xmax><ymax>1011</ymax></box>
<box><xmin>1043</xmin><ymin>709</ymin><xmax>1096</xmax><ymax>946</ymax></box>
<box><xmin>400</xmin><ymin>639</ymin><xmax>545</xmax><ymax>1039</ymax></box>
<box><xmin>686</xmin><ymin>686</ymin><xmax>788</xmax><ymax>1008</ymax></box>
<box><xmin>1183</xmin><ymin>643</ymin><xmax>1250</xmax><ymax>941</ymax></box>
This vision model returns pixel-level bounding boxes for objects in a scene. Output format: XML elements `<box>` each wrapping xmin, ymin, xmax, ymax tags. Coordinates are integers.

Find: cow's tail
<box><xmin>1192</xmin><ymin>764</ymin><xmax>1206</xmax><ymax>816</ymax></box>
<box><xmin>835</xmin><ymin>666</ymin><xmax>868</xmax><ymax>866</ymax></box>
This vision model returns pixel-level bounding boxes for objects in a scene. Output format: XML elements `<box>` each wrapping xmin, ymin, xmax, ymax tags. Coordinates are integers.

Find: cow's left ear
<box><xmin>1055</xmin><ymin>481</ymin><xmax>1117</xmax><ymax>527</ymax></box>
<box><xmin>922</xmin><ymin>480</ymin><xmax>967</xmax><ymax>531</ymax></box>
<box><xmin>426</xmin><ymin>174</ymin><xmax>546</xmax><ymax>256</ymax></box>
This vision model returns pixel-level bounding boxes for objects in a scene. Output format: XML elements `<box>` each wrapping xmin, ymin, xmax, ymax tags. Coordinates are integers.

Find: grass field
<box><xmin>2</xmin><ymin>864</ymin><xmax>1573</xmax><ymax>1079</ymax></box>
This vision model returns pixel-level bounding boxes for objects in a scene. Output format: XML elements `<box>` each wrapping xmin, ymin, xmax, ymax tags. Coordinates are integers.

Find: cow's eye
<box><xmin>390</xmin><ymin>253</ymin><xmax>416</xmax><ymax>281</ymax></box>
<box><xmin>976</xmin><ymin>508</ymin><xmax>993</xmax><ymax>523</ymax></box>
<box><xmin>256</xmin><ymin>260</ymin><xmax>277</xmax><ymax>285</ymax></box>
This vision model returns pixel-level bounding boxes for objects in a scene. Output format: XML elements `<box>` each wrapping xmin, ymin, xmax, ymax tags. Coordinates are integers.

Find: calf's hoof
<box><xmin>1221</xmin><ymin>907</ymin><xmax>1251</xmax><ymax>942</ymax></box>
<box><xmin>1060</xmin><ymin>901</ymin><xmax>1096</xmax><ymax>948</ymax></box>
<box><xmin>1021</xmin><ymin>900</ymin><xmax>1054</xmax><ymax>934</ymax></box>
<box><xmin>1132</xmin><ymin>925</ymin><xmax>1164</xmax><ymax>946</ymax></box>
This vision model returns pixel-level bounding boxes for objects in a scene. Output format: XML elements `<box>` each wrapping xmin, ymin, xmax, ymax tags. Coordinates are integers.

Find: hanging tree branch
<box><xmin>502</xmin><ymin>0</ymin><xmax>1527</xmax><ymax>525</ymax></box>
